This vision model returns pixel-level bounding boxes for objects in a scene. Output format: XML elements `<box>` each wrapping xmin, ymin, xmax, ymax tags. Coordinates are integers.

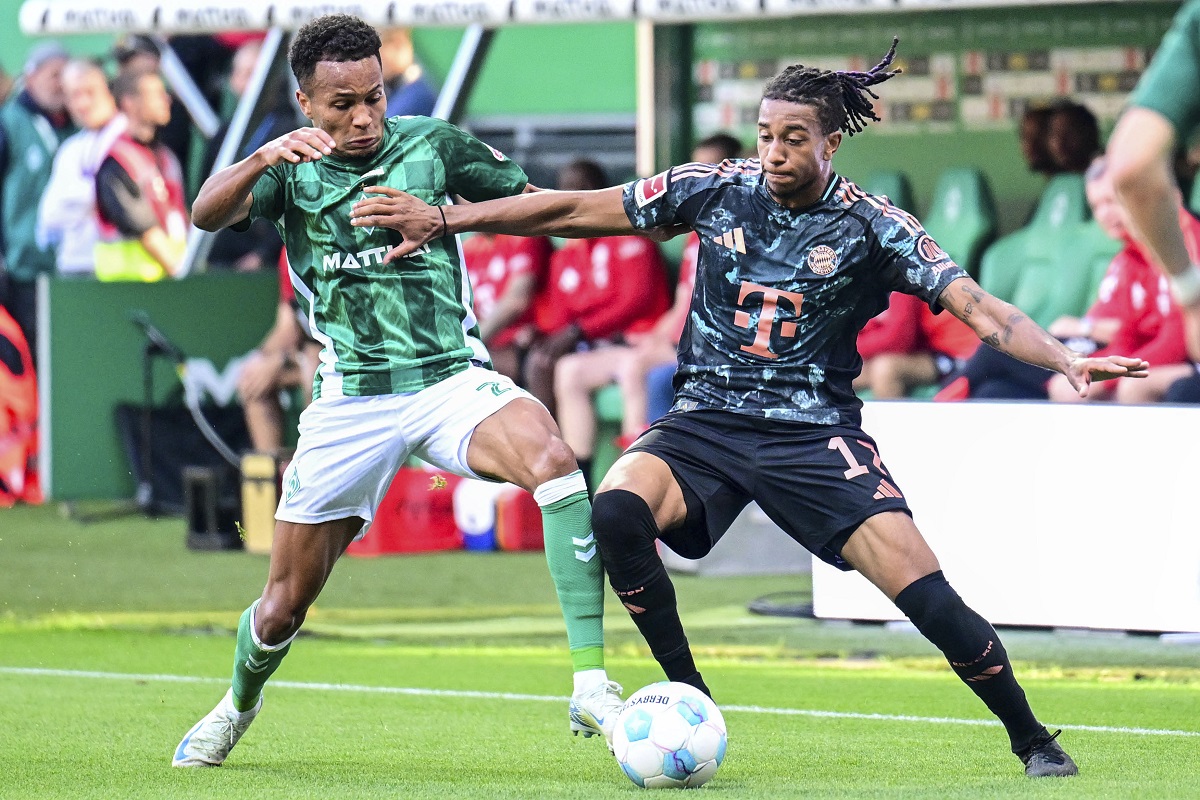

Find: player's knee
<box><xmin>255</xmin><ymin>592</ymin><xmax>310</xmax><ymax>645</ymax></box>
<box><xmin>528</xmin><ymin>435</ymin><xmax>578</xmax><ymax>486</ymax></box>
<box><xmin>592</xmin><ymin>489</ymin><xmax>658</xmax><ymax>549</ymax></box>
<box><xmin>894</xmin><ymin>570</ymin><xmax>1005</xmax><ymax>680</ymax></box>
<box><xmin>894</xmin><ymin>571</ymin><xmax>962</xmax><ymax>630</ymax></box>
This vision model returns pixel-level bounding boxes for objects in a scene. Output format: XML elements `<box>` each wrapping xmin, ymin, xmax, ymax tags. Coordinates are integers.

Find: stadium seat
<box><xmin>978</xmin><ymin>174</ymin><xmax>1118</xmax><ymax>328</ymax></box>
<box><xmin>1190</xmin><ymin>176</ymin><xmax>1200</xmax><ymax>216</ymax></box>
<box><xmin>862</xmin><ymin>170</ymin><xmax>916</xmax><ymax>211</ymax></box>
<box><xmin>921</xmin><ymin>168</ymin><xmax>998</xmax><ymax>279</ymax></box>
<box><xmin>589</xmin><ymin>384</ymin><xmax>625</xmax><ymax>487</ymax></box>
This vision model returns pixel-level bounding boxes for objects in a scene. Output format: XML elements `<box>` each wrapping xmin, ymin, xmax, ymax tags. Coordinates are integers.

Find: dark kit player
<box><xmin>354</xmin><ymin>40</ymin><xmax>1148</xmax><ymax>778</ymax></box>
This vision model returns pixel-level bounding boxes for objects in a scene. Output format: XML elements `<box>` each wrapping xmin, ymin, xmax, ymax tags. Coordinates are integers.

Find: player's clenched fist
<box><xmin>350</xmin><ymin>187</ymin><xmax>444</xmax><ymax>262</ymax></box>
<box><xmin>258</xmin><ymin>127</ymin><xmax>336</xmax><ymax>166</ymax></box>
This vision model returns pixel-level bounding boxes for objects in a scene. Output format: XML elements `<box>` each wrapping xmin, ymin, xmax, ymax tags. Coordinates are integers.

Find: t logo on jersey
<box><xmin>732</xmin><ymin>281</ymin><xmax>804</xmax><ymax>360</ymax></box>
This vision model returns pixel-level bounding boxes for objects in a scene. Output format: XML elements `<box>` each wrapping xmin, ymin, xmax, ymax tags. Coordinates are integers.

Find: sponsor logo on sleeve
<box><xmin>634</xmin><ymin>170</ymin><xmax>670</xmax><ymax>208</ymax></box>
<box><xmin>916</xmin><ymin>234</ymin><xmax>950</xmax><ymax>264</ymax></box>
<box><xmin>486</xmin><ymin>145</ymin><xmax>507</xmax><ymax>161</ymax></box>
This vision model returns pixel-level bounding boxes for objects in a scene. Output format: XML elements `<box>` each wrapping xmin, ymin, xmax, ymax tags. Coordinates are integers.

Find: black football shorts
<box><xmin>625</xmin><ymin>409</ymin><xmax>911</xmax><ymax>571</ymax></box>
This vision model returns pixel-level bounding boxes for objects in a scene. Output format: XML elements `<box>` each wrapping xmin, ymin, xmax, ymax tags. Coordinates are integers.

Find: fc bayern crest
<box><xmin>807</xmin><ymin>245</ymin><xmax>839</xmax><ymax>275</ymax></box>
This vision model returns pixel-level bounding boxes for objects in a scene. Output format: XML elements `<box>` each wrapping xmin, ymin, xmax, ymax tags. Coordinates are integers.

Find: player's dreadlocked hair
<box><xmin>762</xmin><ymin>38</ymin><xmax>902</xmax><ymax>136</ymax></box>
<box><xmin>289</xmin><ymin>14</ymin><xmax>382</xmax><ymax>91</ymax></box>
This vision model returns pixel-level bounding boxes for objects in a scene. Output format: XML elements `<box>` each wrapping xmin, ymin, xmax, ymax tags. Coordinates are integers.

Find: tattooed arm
<box><xmin>937</xmin><ymin>276</ymin><xmax>1149</xmax><ymax>397</ymax></box>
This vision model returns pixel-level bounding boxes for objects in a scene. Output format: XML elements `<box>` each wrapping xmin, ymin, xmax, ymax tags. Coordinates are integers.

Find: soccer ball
<box><xmin>612</xmin><ymin>681</ymin><xmax>727</xmax><ymax>789</ymax></box>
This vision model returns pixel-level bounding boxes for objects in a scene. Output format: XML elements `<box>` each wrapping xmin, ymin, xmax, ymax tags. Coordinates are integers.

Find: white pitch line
<box><xmin>3</xmin><ymin>666</ymin><xmax>1197</xmax><ymax>739</ymax></box>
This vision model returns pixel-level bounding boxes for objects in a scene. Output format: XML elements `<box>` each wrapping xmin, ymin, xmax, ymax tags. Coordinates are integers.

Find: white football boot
<box><xmin>569</xmin><ymin>680</ymin><xmax>624</xmax><ymax>749</ymax></box>
<box><xmin>172</xmin><ymin>688</ymin><xmax>262</xmax><ymax>767</ymax></box>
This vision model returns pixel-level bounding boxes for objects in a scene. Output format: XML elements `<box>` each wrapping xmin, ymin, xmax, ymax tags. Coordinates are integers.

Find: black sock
<box><xmin>894</xmin><ymin>571</ymin><xmax>1044</xmax><ymax>754</ymax></box>
<box><xmin>592</xmin><ymin>489</ymin><xmax>711</xmax><ymax>699</ymax></box>
<box><xmin>575</xmin><ymin>457</ymin><xmax>593</xmax><ymax>495</ymax></box>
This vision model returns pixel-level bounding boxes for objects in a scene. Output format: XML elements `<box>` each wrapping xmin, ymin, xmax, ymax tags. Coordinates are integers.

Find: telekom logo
<box><xmin>732</xmin><ymin>281</ymin><xmax>804</xmax><ymax>359</ymax></box>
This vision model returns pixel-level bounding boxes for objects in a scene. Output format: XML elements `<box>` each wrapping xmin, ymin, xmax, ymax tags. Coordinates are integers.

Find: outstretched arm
<box><xmin>937</xmin><ymin>276</ymin><xmax>1149</xmax><ymax>398</ymax></box>
<box><xmin>350</xmin><ymin>186</ymin><xmax>635</xmax><ymax>262</ymax></box>
<box><xmin>192</xmin><ymin>127</ymin><xmax>336</xmax><ymax>231</ymax></box>
<box><xmin>1107</xmin><ymin>109</ymin><xmax>1196</xmax><ymax>286</ymax></box>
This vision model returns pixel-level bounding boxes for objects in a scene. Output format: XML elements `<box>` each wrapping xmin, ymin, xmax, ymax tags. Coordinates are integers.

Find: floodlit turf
<box><xmin>1</xmin><ymin>505</ymin><xmax>1198</xmax><ymax>798</ymax></box>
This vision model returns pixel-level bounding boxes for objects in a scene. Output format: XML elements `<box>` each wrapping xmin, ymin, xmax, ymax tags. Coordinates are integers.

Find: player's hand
<box><xmin>349</xmin><ymin>186</ymin><xmax>442</xmax><ymax>262</ymax></box>
<box><xmin>1063</xmin><ymin>355</ymin><xmax>1149</xmax><ymax>397</ymax></box>
<box><xmin>256</xmin><ymin>128</ymin><xmax>335</xmax><ymax>167</ymax></box>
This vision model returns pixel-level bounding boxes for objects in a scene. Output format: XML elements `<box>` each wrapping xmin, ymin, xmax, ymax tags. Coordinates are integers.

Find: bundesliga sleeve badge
<box><xmin>634</xmin><ymin>171</ymin><xmax>670</xmax><ymax>208</ymax></box>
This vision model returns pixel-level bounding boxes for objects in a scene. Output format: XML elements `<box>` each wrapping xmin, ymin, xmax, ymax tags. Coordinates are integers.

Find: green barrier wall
<box><xmin>414</xmin><ymin>23</ymin><xmax>637</xmax><ymax>117</ymax></box>
<box><xmin>44</xmin><ymin>273</ymin><xmax>277</xmax><ymax>500</ymax></box>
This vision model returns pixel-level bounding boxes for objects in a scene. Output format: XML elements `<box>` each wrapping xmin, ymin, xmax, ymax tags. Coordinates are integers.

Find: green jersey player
<box><xmin>172</xmin><ymin>15</ymin><xmax>622</xmax><ymax>768</ymax></box>
<box><xmin>1109</xmin><ymin>0</ymin><xmax>1200</xmax><ymax>357</ymax></box>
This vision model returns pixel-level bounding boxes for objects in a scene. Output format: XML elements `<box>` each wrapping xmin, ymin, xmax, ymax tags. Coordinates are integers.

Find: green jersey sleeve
<box><xmin>1129</xmin><ymin>0</ymin><xmax>1200</xmax><ymax>138</ymax></box>
<box><xmin>249</xmin><ymin>165</ymin><xmax>286</xmax><ymax>224</ymax></box>
<box><xmin>427</xmin><ymin>119</ymin><xmax>528</xmax><ymax>202</ymax></box>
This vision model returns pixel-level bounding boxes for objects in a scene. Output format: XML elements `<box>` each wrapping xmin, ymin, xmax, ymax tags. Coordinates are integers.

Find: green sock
<box><xmin>230</xmin><ymin>601</ymin><xmax>293</xmax><ymax>712</ymax></box>
<box><xmin>534</xmin><ymin>471</ymin><xmax>605</xmax><ymax>673</ymax></box>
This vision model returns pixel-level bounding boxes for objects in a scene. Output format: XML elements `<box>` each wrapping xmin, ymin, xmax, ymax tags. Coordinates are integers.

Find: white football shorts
<box><xmin>276</xmin><ymin>365</ymin><xmax>535</xmax><ymax>534</ymax></box>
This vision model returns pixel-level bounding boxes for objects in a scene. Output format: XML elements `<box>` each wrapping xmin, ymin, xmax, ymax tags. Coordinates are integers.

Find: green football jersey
<box><xmin>249</xmin><ymin>115</ymin><xmax>529</xmax><ymax>398</ymax></box>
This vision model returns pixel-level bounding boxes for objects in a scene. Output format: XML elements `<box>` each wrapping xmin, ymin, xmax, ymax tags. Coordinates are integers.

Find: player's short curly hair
<box><xmin>288</xmin><ymin>14</ymin><xmax>382</xmax><ymax>91</ymax></box>
<box><xmin>762</xmin><ymin>38</ymin><xmax>901</xmax><ymax>136</ymax></box>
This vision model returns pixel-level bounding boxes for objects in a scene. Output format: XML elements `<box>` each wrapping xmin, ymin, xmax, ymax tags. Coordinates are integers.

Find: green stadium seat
<box><xmin>1190</xmin><ymin>176</ymin><xmax>1200</xmax><ymax>216</ymax></box>
<box><xmin>862</xmin><ymin>170</ymin><xmax>915</xmax><ymax>211</ymax></box>
<box><xmin>921</xmin><ymin>168</ymin><xmax>998</xmax><ymax>279</ymax></box>
<box><xmin>594</xmin><ymin>383</ymin><xmax>623</xmax><ymax>423</ymax></box>
<box><xmin>1027</xmin><ymin>173</ymin><xmax>1089</xmax><ymax>228</ymax></box>
<box><xmin>590</xmin><ymin>384</ymin><xmax>625</xmax><ymax>487</ymax></box>
<box><xmin>978</xmin><ymin>174</ymin><xmax>1118</xmax><ymax>329</ymax></box>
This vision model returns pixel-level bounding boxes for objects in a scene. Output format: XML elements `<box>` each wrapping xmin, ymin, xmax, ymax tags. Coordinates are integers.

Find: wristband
<box><xmin>438</xmin><ymin>205</ymin><xmax>448</xmax><ymax>238</ymax></box>
<box><xmin>1170</xmin><ymin>263</ymin><xmax>1200</xmax><ymax>307</ymax></box>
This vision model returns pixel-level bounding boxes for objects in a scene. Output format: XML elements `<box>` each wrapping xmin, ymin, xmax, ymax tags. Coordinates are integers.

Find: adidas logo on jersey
<box><xmin>712</xmin><ymin>228</ymin><xmax>747</xmax><ymax>254</ymax></box>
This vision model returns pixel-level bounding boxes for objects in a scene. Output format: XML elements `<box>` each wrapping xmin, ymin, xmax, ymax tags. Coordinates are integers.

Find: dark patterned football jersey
<box><xmin>622</xmin><ymin>159</ymin><xmax>969</xmax><ymax>425</ymax></box>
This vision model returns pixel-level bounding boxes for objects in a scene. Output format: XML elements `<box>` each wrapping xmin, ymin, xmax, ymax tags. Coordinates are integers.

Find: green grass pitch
<box><xmin>1</xmin><ymin>505</ymin><xmax>1198</xmax><ymax>799</ymax></box>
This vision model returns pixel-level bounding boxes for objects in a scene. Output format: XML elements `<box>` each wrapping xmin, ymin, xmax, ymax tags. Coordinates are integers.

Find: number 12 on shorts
<box><xmin>828</xmin><ymin>436</ymin><xmax>904</xmax><ymax>499</ymax></box>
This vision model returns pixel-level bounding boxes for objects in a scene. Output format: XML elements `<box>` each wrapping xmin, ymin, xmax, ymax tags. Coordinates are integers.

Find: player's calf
<box><xmin>592</xmin><ymin>489</ymin><xmax>711</xmax><ymax>699</ymax></box>
<box><xmin>893</xmin><ymin>570</ymin><xmax>1074</xmax><ymax>775</ymax></box>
